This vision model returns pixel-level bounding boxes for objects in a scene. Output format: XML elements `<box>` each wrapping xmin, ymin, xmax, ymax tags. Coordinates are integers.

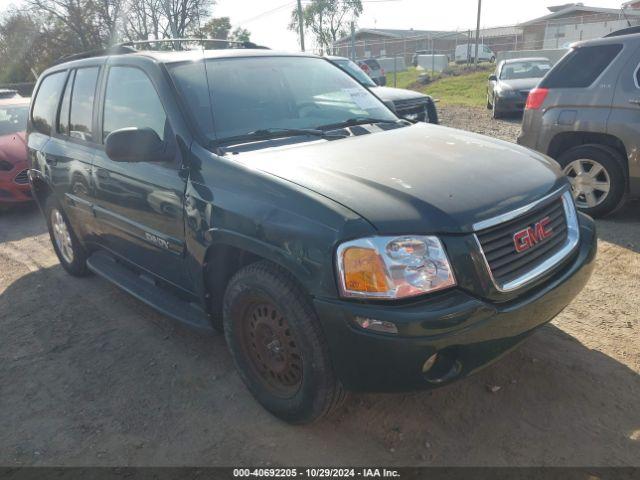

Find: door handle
<box><xmin>629</xmin><ymin>99</ymin><xmax>640</xmax><ymax>106</ymax></box>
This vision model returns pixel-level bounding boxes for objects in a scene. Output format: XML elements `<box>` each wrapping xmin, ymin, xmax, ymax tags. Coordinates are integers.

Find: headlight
<box><xmin>336</xmin><ymin>235</ymin><xmax>456</xmax><ymax>299</ymax></box>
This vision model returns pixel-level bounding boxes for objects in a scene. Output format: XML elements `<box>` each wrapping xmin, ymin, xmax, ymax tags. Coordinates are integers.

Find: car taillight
<box><xmin>380</xmin><ymin>67</ymin><xmax>385</xmax><ymax>76</ymax></box>
<box><xmin>360</xmin><ymin>63</ymin><xmax>370</xmax><ymax>73</ymax></box>
<box><xmin>525</xmin><ymin>88</ymin><xmax>549</xmax><ymax>110</ymax></box>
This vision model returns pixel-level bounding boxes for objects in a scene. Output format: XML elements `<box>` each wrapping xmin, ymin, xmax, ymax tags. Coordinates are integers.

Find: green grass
<box><xmin>388</xmin><ymin>65</ymin><xmax>493</xmax><ymax>107</ymax></box>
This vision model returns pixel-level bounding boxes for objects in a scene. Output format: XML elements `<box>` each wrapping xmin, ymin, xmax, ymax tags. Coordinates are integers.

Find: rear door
<box><xmin>28</xmin><ymin>67</ymin><xmax>99</xmax><ymax>238</ymax></box>
<box><xmin>608</xmin><ymin>42</ymin><xmax>640</xmax><ymax>194</ymax></box>
<box><xmin>90</xmin><ymin>62</ymin><xmax>190</xmax><ymax>289</ymax></box>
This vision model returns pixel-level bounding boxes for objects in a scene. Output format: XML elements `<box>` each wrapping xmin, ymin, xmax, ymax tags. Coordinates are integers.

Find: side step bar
<box><xmin>87</xmin><ymin>250</ymin><xmax>215</xmax><ymax>333</ymax></box>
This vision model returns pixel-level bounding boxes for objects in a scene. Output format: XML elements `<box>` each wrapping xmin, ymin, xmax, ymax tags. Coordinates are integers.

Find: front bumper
<box><xmin>495</xmin><ymin>95</ymin><xmax>527</xmax><ymax>114</ymax></box>
<box><xmin>314</xmin><ymin>214</ymin><xmax>597</xmax><ymax>392</ymax></box>
<box><xmin>0</xmin><ymin>171</ymin><xmax>32</xmax><ymax>204</ymax></box>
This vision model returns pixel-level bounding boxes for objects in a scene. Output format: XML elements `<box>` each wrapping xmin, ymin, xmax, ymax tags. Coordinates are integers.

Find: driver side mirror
<box><xmin>105</xmin><ymin>127</ymin><xmax>171</xmax><ymax>163</ymax></box>
<box><xmin>488</xmin><ymin>74</ymin><xmax>498</xmax><ymax>81</ymax></box>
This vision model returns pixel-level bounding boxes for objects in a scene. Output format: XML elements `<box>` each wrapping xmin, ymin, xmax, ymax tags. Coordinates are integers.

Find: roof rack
<box><xmin>119</xmin><ymin>38</ymin><xmax>269</xmax><ymax>50</ymax></box>
<box><xmin>54</xmin><ymin>45</ymin><xmax>137</xmax><ymax>65</ymax></box>
<box><xmin>604</xmin><ymin>25</ymin><xmax>640</xmax><ymax>37</ymax></box>
<box><xmin>53</xmin><ymin>38</ymin><xmax>269</xmax><ymax>65</ymax></box>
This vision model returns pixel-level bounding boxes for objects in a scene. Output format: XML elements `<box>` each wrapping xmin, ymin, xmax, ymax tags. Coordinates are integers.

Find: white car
<box><xmin>455</xmin><ymin>44</ymin><xmax>495</xmax><ymax>63</ymax></box>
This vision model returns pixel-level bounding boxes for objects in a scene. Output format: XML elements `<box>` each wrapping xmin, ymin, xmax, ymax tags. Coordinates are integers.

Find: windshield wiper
<box><xmin>316</xmin><ymin>117</ymin><xmax>403</xmax><ymax>131</ymax></box>
<box><xmin>213</xmin><ymin>127</ymin><xmax>347</xmax><ymax>147</ymax></box>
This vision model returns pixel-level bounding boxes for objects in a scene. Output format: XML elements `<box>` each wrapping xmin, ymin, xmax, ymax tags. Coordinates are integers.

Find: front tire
<box><xmin>492</xmin><ymin>97</ymin><xmax>503</xmax><ymax>119</ymax></box>
<box><xmin>223</xmin><ymin>261</ymin><xmax>345</xmax><ymax>424</ymax></box>
<box><xmin>45</xmin><ymin>196</ymin><xmax>89</xmax><ymax>276</ymax></box>
<box><xmin>557</xmin><ymin>145</ymin><xmax>626</xmax><ymax>218</ymax></box>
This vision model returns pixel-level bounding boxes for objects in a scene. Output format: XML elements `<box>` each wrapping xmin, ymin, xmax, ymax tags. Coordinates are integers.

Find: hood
<box><xmin>0</xmin><ymin>131</ymin><xmax>27</xmax><ymax>165</ymax></box>
<box><xmin>498</xmin><ymin>78</ymin><xmax>541</xmax><ymax>91</ymax></box>
<box><xmin>234</xmin><ymin>123</ymin><xmax>565</xmax><ymax>234</ymax></box>
<box><xmin>371</xmin><ymin>86</ymin><xmax>428</xmax><ymax>102</ymax></box>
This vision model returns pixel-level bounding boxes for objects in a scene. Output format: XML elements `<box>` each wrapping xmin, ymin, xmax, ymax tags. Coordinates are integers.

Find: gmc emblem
<box><xmin>513</xmin><ymin>216</ymin><xmax>553</xmax><ymax>253</ymax></box>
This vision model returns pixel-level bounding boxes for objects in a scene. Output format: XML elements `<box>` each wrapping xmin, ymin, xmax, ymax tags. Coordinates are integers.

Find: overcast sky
<box><xmin>215</xmin><ymin>0</ymin><xmax>629</xmax><ymax>50</ymax></box>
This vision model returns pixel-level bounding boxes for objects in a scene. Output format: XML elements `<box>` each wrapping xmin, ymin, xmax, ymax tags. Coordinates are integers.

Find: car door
<box><xmin>90</xmin><ymin>63</ymin><xmax>190</xmax><ymax>289</ymax></box>
<box><xmin>607</xmin><ymin>43</ymin><xmax>640</xmax><ymax>194</ymax></box>
<box><xmin>28</xmin><ymin>67</ymin><xmax>98</xmax><ymax>239</ymax></box>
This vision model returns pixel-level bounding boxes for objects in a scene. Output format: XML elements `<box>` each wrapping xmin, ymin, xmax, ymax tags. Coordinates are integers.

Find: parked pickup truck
<box><xmin>28</xmin><ymin>44</ymin><xmax>596</xmax><ymax>424</ymax></box>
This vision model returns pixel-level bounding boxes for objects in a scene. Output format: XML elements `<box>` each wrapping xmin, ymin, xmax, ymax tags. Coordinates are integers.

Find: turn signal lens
<box><xmin>525</xmin><ymin>88</ymin><xmax>549</xmax><ymax>110</ymax></box>
<box><xmin>342</xmin><ymin>247</ymin><xmax>390</xmax><ymax>293</ymax></box>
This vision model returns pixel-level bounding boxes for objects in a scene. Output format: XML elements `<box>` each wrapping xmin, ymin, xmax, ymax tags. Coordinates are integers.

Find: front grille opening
<box><xmin>476</xmin><ymin>197</ymin><xmax>569</xmax><ymax>288</ymax></box>
<box><xmin>14</xmin><ymin>169</ymin><xmax>29</xmax><ymax>185</ymax></box>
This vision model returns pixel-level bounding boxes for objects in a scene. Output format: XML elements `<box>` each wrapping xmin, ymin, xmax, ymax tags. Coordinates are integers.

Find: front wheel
<box><xmin>45</xmin><ymin>196</ymin><xmax>89</xmax><ymax>276</ymax></box>
<box><xmin>223</xmin><ymin>261</ymin><xmax>345</xmax><ymax>424</ymax></box>
<box><xmin>558</xmin><ymin>145</ymin><xmax>626</xmax><ymax>217</ymax></box>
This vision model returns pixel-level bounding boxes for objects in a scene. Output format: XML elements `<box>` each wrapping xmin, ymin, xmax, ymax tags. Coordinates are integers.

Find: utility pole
<box><xmin>474</xmin><ymin>0</ymin><xmax>482</xmax><ymax>69</ymax></box>
<box><xmin>297</xmin><ymin>0</ymin><xmax>305</xmax><ymax>52</ymax></box>
<box><xmin>350</xmin><ymin>21</ymin><xmax>356</xmax><ymax>60</ymax></box>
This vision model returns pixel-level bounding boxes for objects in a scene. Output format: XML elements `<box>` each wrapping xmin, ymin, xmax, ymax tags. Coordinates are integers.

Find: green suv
<box><xmin>27</xmin><ymin>43</ymin><xmax>597</xmax><ymax>423</ymax></box>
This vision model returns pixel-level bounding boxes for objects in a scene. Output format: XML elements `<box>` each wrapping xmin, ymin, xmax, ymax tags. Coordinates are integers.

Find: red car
<box><xmin>0</xmin><ymin>97</ymin><xmax>30</xmax><ymax>205</ymax></box>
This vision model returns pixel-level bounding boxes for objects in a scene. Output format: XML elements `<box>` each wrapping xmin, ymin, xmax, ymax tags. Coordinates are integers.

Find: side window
<box><xmin>103</xmin><ymin>67</ymin><xmax>167</xmax><ymax>141</ymax></box>
<box><xmin>541</xmin><ymin>44</ymin><xmax>622</xmax><ymax>89</ymax></box>
<box><xmin>57</xmin><ymin>70</ymin><xmax>74</xmax><ymax>135</ymax></box>
<box><xmin>69</xmin><ymin>67</ymin><xmax>99</xmax><ymax>142</ymax></box>
<box><xmin>31</xmin><ymin>71</ymin><xmax>66</xmax><ymax>135</ymax></box>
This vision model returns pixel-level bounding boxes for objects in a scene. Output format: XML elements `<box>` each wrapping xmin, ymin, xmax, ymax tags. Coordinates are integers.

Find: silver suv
<box><xmin>518</xmin><ymin>31</ymin><xmax>640</xmax><ymax>217</ymax></box>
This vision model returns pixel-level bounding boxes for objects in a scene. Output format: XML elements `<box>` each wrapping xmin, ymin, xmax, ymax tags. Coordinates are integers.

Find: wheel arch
<box><xmin>202</xmin><ymin>234</ymin><xmax>319</xmax><ymax>329</ymax></box>
<box><xmin>548</xmin><ymin>132</ymin><xmax>629</xmax><ymax>185</ymax></box>
<box><xmin>30</xmin><ymin>174</ymin><xmax>53</xmax><ymax>210</ymax></box>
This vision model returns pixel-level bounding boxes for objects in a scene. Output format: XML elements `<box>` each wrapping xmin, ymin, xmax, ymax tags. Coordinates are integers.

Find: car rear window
<box><xmin>541</xmin><ymin>44</ymin><xmax>622</xmax><ymax>89</ymax></box>
<box><xmin>31</xmin><ymin>71</ymin><xmax>66</xmax><ymax>135</ymax></box>
<box><xmin>364</xmin><ymin>59</ymin><xmax>380</xmax><ymax>69</ymax></box>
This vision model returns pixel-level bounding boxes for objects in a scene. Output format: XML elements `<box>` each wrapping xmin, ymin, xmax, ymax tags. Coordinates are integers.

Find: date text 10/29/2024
<box><xmin>233</xmin><ymin>468</ymin><xmax>401</xmax><ymax>478</ymax></box>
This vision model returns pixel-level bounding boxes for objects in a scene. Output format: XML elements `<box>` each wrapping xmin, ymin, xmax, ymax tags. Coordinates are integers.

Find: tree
<box><xmin>199</xmin><ymin>16</ymin><xmax>231</xmax><ymax>39</ymax></box>
<box><xmin>230</xmin><ymin>26</ymin><xmax>250</xmax><ymax>42</ymax></box>
<box><xmin>161</xmin><ymin>0</ymin><xmax>214</xmax><ymax>38</ymax></box>
<box><xmin>289</xmin><ymin>0</ymin><xmax>362</xmax><ymax>54</ymax></box>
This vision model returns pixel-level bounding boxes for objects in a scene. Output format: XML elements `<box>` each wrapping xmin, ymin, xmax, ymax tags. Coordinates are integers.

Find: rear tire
<box><xmin>557</xmin><ymin>145</ymin><xmax>626</xmax><ymax>218</ymax></box>
<box><xmin>223</xmin><ymin>261</ymin><xmax>346</xmax><ymax>424</ymax></box>
<box><xmin>44</xmin><ymin>196</ymin><xmax>89</xmax><ymax>276</ymax></box>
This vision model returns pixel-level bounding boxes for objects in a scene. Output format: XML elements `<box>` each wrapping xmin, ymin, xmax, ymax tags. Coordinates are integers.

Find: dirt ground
<box><xmin>0</xmin><ymin>106</ymin><xmax>638</xmax><ymax>467</ymax></box>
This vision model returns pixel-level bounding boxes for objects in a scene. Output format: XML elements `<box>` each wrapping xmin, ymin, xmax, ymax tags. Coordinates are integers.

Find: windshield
<box><xmin>333</xmin><ymin>58</ymin><xmax>376</xmax><ymax>87</ymax></box>
<box><xmin>0</xmin><ymin>104</ymin><xmax>28</xmax><ymax>136</ymax></box>
<box><xmin>500</xmin><ymin>61</ymin><xmax>551</xmax><ymax>80</ymax></box>
<box><xmin>169</xmin><ymin>56</ymin><xmax>395</xmax><ymax>143</ymax></box>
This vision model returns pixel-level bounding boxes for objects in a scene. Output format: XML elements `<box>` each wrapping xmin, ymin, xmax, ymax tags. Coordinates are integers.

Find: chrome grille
<box><xmin>475</xmin><ymin>190</ymin><xmax>580</xmax><ymax>292</ymax></box>
<box><xmin>393</xmin><ymin>98</ymin><xmax>428</xmax><ymax>121</ymax></box>
<box><xmin>14</xmin><ymin>169</ymin><xmax>28</xmax><ymax>184</ymax></box>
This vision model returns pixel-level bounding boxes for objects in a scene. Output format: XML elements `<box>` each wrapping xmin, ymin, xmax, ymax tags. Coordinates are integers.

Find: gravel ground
<box><xmin>0</xmin><ymin>106</ymin><xmax>638</xmax><ymax>467</ymax></box>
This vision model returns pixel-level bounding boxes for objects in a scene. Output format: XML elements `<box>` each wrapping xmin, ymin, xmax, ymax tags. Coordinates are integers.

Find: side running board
<box><xmin>86</xmin><ymin>250</ymin><xmax>215</xmax><ymax>333</ymax></box>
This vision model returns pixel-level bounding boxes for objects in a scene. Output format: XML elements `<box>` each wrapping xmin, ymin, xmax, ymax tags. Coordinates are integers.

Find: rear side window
<box><xmin>57</xmin><ymin>71</ymin><xmax>73</xmax><ymax>135</ymax></box>
<box><xmin>31</xmin><ymin>71</ymin><xmax>66</xmax><ymax>135</ymax></box>
<box><xmin>541</xmin><ymin>44</ymin><xmax>622</xmax><ymax>88</ymax></box>
<box><xmin>69</xmin><ymin>67</ymin><xmax>99</xmax><ymax>142</ymax></box>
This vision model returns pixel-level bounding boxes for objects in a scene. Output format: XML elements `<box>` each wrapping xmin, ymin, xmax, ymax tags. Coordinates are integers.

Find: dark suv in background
<box><xmin>519</xmin><ymin>32</ymin><xmax>640</xmax><ymax>217</ymax></box>
<box><xmin>28</xmin><ymin>43</ymin><xmax>596</xmax><ymax>424</ymax></box>
<box><xmin>329</xmin><ymin>56</ymin><xmax>438</xmax><ymax>124</ymax></box>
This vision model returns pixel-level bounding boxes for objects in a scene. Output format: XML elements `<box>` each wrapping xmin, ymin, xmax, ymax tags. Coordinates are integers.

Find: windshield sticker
<box><xmin>344</xmin><ymin>88</ymin><xmax>379</xmax><ymax>110</ymax></box>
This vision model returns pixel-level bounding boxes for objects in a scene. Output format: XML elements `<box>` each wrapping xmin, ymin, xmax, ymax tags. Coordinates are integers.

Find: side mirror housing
<box><xmin>488</xmin><ymin>74</ymin><xmax>498</xmax><ymax>81</ymax></box>
<box><xmin>105</xmin><ymin>127</ymin><xmax>170</xmax><ymax>163</ymax></box>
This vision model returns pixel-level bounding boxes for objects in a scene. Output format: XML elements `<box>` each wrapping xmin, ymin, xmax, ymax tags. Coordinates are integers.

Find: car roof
<box><xmin>42</xmin><ymin>48</ymin><xmax>323</xmax><ymax>76</ymax></box>
<box><xmin>572</xmin><ymin>31</ymin><xmax>640</xmax><ymax>48</ymax></box>
<box><xmin>502</xmin><ymin>57</ymin><xmax>550</xmax><ymax>64</ymax></box>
